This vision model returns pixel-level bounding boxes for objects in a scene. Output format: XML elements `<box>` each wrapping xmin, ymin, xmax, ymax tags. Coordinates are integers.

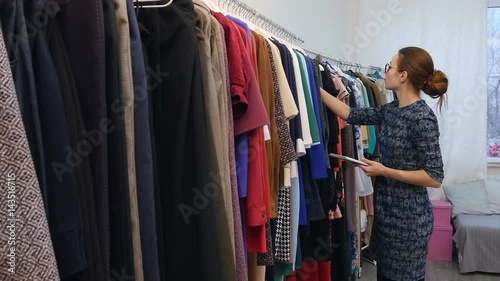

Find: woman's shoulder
<box><xmin>380</xmin><ymin>99</ymin><xmax>399</xmax><ymax>111</ymax></box>
<box><xmin>407</xmin><ymin>101</ymin><xmax>440</xmax><ymax>132</ymax></box>
<box><xmin>412</xmin><ymin>100</ymin><xmax>438</xmax><ymax>120</ymax></box>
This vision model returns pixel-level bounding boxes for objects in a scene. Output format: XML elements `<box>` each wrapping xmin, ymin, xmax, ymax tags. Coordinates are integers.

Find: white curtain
<box><xmin>348</xmin><ymin>0</ymin><xmax>488</xmax><ymax>199</ymax></box>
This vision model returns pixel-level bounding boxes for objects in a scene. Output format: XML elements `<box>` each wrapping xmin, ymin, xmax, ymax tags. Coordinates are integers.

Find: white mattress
<box><xmin>452</xmin><ymin>214</ymin><xmax>500</xmax><ymax>273</ymax></box>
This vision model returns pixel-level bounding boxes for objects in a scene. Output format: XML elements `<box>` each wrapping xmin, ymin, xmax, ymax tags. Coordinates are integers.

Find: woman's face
<box><xmin>385</xmin><ymin>54</ymin><xmax>402</xmax><ymax>90</ymax></box>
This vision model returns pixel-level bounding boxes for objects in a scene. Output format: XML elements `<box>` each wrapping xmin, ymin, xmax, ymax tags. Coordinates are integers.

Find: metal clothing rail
<box><xmin>303</xmin><ymin>47</ymin><xmax>382</xmax><ymax>72</ymax></box>
<box><xmin>216</xmin><ymin>0</ymin><xmax>305</xmax><ymax>45</ymax></box>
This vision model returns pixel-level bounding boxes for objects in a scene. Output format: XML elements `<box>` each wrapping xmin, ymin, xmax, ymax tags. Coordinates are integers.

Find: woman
<box><xmin>320</xmin><ymin>46</ymin><xmax>447</xmax><ymax>281</ymax></box>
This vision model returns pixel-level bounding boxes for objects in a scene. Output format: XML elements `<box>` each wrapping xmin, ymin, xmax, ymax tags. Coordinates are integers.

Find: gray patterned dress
<box><xmin>348</xmin><ymin>99</ymin><xmax>444</xmax><ymax>280</ymax></box>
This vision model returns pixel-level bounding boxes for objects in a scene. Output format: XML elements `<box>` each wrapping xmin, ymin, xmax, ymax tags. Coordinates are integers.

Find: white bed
<box><xmin>443</xmin><ymin>175</ymin><xmax>500</xmax><ymax>274</ymax></box>
<box><xmin>452</xmin><ymin>214</ymin><xmax>500</xmax><ymax>273</ymax></box>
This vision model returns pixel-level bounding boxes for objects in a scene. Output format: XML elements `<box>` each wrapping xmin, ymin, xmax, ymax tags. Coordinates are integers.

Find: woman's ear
<box><xmin>400</xmin><ymin>71</ymin><xmax>408</xmax><ymax>83</ymax></box>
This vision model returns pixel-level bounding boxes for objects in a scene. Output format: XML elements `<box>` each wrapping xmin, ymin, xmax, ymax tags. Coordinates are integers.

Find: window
<box><xmin>488</xmin><ymin>1</ymin><xmax>500</xmax><ymax>164</ymax></box>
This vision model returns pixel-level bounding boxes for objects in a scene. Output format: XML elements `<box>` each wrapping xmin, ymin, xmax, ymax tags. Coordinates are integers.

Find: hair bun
<box><xmin>422</xmin><ymin>69</ymin><xmax>448</xmax><ymax>98</ymax></box>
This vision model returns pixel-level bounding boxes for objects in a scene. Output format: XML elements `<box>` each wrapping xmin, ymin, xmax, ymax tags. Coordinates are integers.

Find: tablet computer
<box><xmin>329</xmin><ymin>153</ymin><xmax>368</xmax><ymax>166</ymax></box>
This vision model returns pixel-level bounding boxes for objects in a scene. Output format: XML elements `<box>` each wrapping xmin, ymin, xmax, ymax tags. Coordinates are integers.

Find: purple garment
<box><xmin>226</xmin><ymin>15</ymin><xmax>253</xmax><ymax>48</ymax></box>
<box><xmin>224</xmin><ymin>15</ymin><xmax>252</xmax><ymax>199</ymax></box>
<box><xmin>221</xmin><ymin>23</ymin><xmax>248</xmax><ymax>281</ymax></box>
<box><xmin>235</xmin><ymin>133</ymin><xmax>249</xmax><ymax>198</ymax></box>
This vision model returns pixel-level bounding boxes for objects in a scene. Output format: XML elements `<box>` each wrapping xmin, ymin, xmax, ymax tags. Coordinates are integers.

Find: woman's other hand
<box><xmin>358</xmin><ymin>158</ymin><xmax>386</xmax><ymax>177</ymax></box>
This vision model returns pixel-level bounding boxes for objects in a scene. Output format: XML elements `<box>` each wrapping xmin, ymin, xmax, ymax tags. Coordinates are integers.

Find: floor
<box><xmin>358</xmin><ymin>254</ymin><xmax>500</xmax><ymax>281</ymax></box>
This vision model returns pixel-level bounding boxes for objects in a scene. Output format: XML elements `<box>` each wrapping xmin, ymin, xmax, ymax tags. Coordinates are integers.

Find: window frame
<box><xmin>488</xmin><ymin>0</ymin><xmax>500</xmax><ymax>167</ymax></box>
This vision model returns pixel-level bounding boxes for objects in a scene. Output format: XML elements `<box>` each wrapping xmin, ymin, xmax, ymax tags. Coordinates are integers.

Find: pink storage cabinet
<box><xmin>431</xmin><ymin>200</ymin><xmax>452</xmax><ymax>227</ymax></box>
<box><xmin>427</xmin><ymin>225</ymin><xmax>453</xmax><ymax>261</ymax></box>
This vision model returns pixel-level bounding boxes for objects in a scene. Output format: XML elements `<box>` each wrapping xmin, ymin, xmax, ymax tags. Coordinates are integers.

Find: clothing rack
<box><xmin>303</xmin><ymin>48</ymin><xmax>382</xmax><ymax>72</ymax></box>
<box><xmin>135</xmin><ymin>0</ymin><xmax>380</xmax><ymax>73</ymax></box>
<box><xmin>212</xmin><ymin>0</ymin><xmax>381</xmax><ymax>73</ymax></box>
<box><xmin>216</xmin><ymin>0</ymin><xmax>305</xmax><ymax>45</ymax></box>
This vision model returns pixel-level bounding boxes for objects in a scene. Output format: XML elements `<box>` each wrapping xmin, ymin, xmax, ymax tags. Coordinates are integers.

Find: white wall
<box><xmin>238</xmin><ymin>0</ymin><xmax>352</xmax><ymax>60</ymax></box>
<box><xmin>489</xmin><ymin>166</ymin><xmax>500</xmax><ymax>175</ymax></box>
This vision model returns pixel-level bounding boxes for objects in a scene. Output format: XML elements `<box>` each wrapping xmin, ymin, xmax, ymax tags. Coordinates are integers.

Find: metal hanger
<box><xmin>214</xmin><ymin>0</ymin><xmax>304</xmax><ymax>46</ymax></box>
<box><xmin>134</xmin><ymin>0</ymin><xmax>173</xmax><ymax>8</ymax></box>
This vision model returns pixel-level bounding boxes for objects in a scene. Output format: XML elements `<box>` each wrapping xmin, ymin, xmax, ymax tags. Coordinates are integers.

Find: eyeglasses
<box><xmin>384</xmin><ymin>63</ymin><xmax>402</xmax><ymax>73</ymax></box>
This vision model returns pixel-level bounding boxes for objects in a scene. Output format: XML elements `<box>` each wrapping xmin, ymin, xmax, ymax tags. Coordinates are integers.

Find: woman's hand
<box><xmin>358</xmin><ymin>158</ymin><xmax>387</xmax><ymax>177</ymax></box>
<box><xmin>357</xmin><ymin>159</ymin><xmax>442</xmax><ymax>187</ymax></box>
<box><xmin>319</xmin><ymin>88</ymin><xmax>351</xmax><ymax>120</ymax></box>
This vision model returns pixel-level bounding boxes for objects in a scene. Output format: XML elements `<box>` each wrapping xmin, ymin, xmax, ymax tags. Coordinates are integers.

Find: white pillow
<box><xmin>485</xmin><ymin>175</ymin><xmax>500</xmax><ymax>215</ymax></box>
<box><xmin>443</xmin><ymin>180</ymin><xmax>492</xmax><ymax>218</ymax></box>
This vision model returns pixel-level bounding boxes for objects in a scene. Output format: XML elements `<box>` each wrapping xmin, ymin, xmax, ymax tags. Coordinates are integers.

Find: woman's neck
<box><xmin>395</xmin><ymin>87</ymin><xmax>421</xmax><ymax>107</ymax></box>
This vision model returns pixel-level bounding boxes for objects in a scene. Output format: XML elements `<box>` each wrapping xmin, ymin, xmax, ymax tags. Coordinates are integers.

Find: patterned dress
<box><xmin>348</xmin><ymin>99</ymin><xmax>444</xmax><ymax>280</ymax></box>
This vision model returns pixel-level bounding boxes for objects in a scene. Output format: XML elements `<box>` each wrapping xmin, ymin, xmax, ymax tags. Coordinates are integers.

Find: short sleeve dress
<box><xmin>348</xmin><ymin>99</ymin><xmax>444</xmax><ymax>281</ymax></box>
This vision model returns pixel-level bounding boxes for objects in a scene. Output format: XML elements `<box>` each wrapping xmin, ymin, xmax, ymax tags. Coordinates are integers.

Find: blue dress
<box><xmin>348</xmin><ymin>99</ymin><xmax>444</xmax><ymax>280</ymax></box>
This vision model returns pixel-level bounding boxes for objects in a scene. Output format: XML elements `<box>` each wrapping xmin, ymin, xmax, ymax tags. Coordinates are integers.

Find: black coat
<box><xmin>138</xmin><ymin>0</ymin><xmax>236</xmax><ymax>279</ymax></box>
<box><xmin>57</xmin><ymin>0</ymin><xmax>111</xmax><ymax>279</ymax></box>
